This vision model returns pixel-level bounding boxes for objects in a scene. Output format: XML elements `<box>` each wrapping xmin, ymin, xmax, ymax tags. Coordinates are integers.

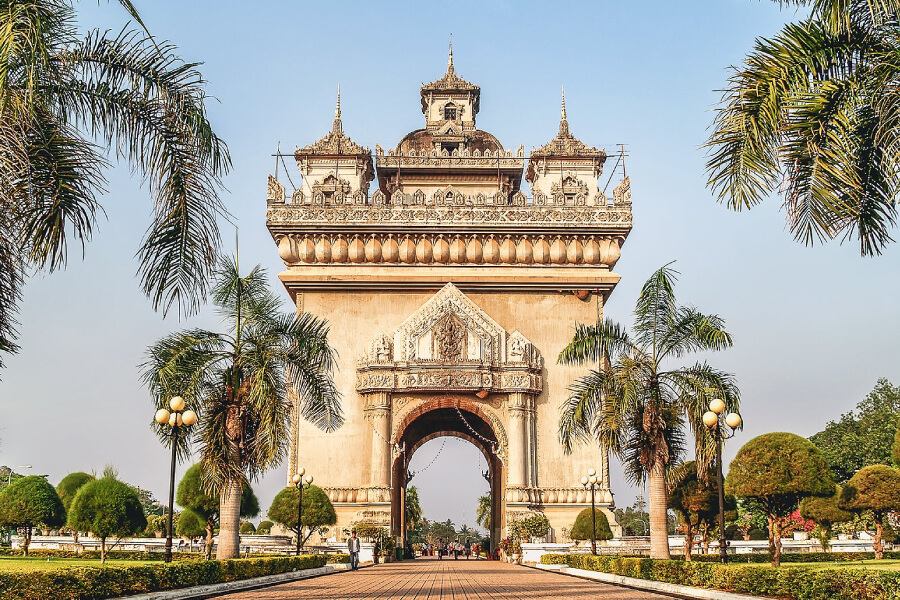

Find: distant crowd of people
<box><xmin>426</xmin><ymin>539</ymin><xmax>476</xmax><ymax>560</ymax></box>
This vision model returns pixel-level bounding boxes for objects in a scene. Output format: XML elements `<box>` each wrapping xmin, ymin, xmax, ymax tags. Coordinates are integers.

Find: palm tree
<box><xmin>0</xmin><ymin>0</ymin><xmax>230</xmax><ymax>371</ymax></box>
<box><xmin>142</xmin><ymin>256</ymin><xmax>342</xmax><ymax>558</ymax></box>
<box><xmin>405</xmin><ymin>485</ymin><xmax>423</xmax><ymax>533</ymax></box>
<box><xmin>558</xmin><ymin>264</ymin><xmax>740</xmax><ymax>559</ymax></box>
<box><xmin>476</xmin><ymin>493</ymin><xmax>491</xmax><ymax>532</ymax></box>
<box><xmin>705</xmin><ymin>0</ymin><xmax>900</xmax><ymax>256</ymax></box>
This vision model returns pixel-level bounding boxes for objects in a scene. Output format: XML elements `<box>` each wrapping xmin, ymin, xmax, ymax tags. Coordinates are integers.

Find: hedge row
<box><xmin>324</xmin><ymin>553</ymin><xmax>350</xmax><ymax>564</ymax></box>
<box><xmin>0</xmin><ymin>554</ymin><xmax>327</xmax><ymax>600</ymax></box>
<box><xmin>540</xmin><ymin>554</ymin><xmax>900</xmax><ymax>600</ymax></box>
<box><xmin>0</xmin><ymin>548</ymin><xmax>205</xmax><ymax>561</ymax></box>
<box><xmin>690</xmin><ymin>551</ymin><xmax>900</xmax><ymax>564</ymax></box>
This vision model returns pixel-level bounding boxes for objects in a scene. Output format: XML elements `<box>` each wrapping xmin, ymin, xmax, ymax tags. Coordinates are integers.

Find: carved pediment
<box><xmin>394</xmin><ymin>283</ymin><xmax>505</xmax><ymax>363</ymax></box>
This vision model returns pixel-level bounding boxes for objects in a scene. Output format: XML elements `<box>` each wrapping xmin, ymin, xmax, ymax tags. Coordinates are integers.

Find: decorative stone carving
<box><xmin>435</xmin><ymin>313</ymin><xmax>467</xmax><ymax>362</ymax></box>
<box><xmin>267</xmin><ymin>175</ymin><xmax>285</xmax><ymax>203</ymax></box>
<box><xmin>613</xmin><ymin>176</ymin><xmax>632</xmax><ymax>205</ymax></box>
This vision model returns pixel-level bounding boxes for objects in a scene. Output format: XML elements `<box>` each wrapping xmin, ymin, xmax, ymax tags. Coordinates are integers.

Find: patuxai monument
<box><xmin>265</xmin><ymin>48</ymin><xmax>633</xmax><ymax>548</ymax></box>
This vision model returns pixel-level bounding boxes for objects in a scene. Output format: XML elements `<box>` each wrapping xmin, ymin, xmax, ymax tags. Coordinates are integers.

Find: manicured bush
<box><xmin>840</xmin><ymin>465</ymin><xmax>900</xmax><ymax>559</ymax></box>
<box><xmin>67</xmin><ymin>477</ymin><xmax>147</xmax><ymax>562</ymax></box>
<box><xmin>569</xmin><ymin>508</ymin><xmax>613</xmax><ymax>542</ymax></box>
<box><xmin>0</xmin><ymin>476</ymin><xmax>66</xmax><ymax>555</ymax></box>
<box><xmin>268</xmin><ymin>485</ymin><xmax>336</xmax><ymax>547</ymax></box>
<box><xmin>726</xmin><ymin>432</ymin><xmax>835</xmax><ymax>566</ymax></box>
<box><xmin>239</xmin><ymin>521</ymin><xmax>256</xmax><ymax>534</ymax></box>
<box><xmin>0</xmin><ymin>554</ymin><xmax>327</xmax><ymax>600</ymax></box>
<box><xmin>539</xmin><ymin>554</ymin><xmax>900</xmax><ymax>599</ymax></box>
<box><xmin>324</xmin><ymin>553</ymin><xmax>350</xmax><ymax>563</ymax></box>
<box><xmin>690</xmin><ymin>551</ymin><xmax>900</xmax><ymax>563</ymax></box>
<box><xmin>256</xmin><ymin>520</ymin><xmax>274</xmax><ymax>534</ymax></box>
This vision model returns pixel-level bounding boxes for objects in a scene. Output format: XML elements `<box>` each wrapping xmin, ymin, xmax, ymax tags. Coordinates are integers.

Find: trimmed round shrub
<box><xmin>569</xmin><ymin>508</ymin><xmax>613</xmax><ymax>541</ymax></box>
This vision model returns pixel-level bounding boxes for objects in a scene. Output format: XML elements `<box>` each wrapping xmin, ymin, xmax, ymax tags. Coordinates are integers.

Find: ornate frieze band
<box><xmin>505</xmin><ymin>486</ymin><xmax>614</xmax><ymax>506</ymax></box>
<box><xmin>357</xmin><ymin>366</ymin><xmax>542</xmax><ymax>395</ymax></box>
<box><xmin>276</xmin><ymin>233</ymin><xmax>622</xmax><ymax>268</ymax></box>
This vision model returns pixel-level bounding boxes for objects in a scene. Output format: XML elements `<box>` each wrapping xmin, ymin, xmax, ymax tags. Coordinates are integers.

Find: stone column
<box><xmin>506</xmin><ymin>392</ymin><xmax>529</xmax><ymax>492</ymax></box>
<box><xmin>367</xmin><ymin>392</ymin><xmax>392</xmax><ymax>490</ymax></box>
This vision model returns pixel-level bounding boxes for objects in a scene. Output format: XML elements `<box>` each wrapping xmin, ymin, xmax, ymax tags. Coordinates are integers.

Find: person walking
<box><xmin>348</xmin><ymin>531</ymin><xmax>360</xmax><ymax>570</ymax></box>
<box><xmin>464</xmin><ymin>538</ymin><xmax>471</xmax><ymax>559</ymax></box>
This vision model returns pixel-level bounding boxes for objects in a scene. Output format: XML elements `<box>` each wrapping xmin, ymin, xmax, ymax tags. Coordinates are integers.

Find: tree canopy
<box><xmin>267</xmin><ymin>485</ymin><xmax>336</xmax><ymax>546</ymax></box>
<box><xmin>840</xmin><ymin>465</ymin><xmax>900</xmax><ymax>559</ymax></box>
<box><xmin>810</xmin><ymin>378</ymin><xmax>900</xmax><ymax>482</ymax></box>
<box><xmin>726</xmin><ymin>432</ymin><xmax>834</xmax><ymax>566</ymax></box>
<box><xmin>56</xmin><ymin>472</ymin><xmax>94</xmax><ymax>512</ymax></box>
<box><xmin>0</xmin><ymin>475</ymin><xmax>66</xmax><ymax>555</ymax></box>
<box><xmin>668</xmin><ymin>461</ymin><xmax>736</xmax><ymax>560</ymax></box>
<box><xmin>67</xmin><ymin>477</ymin><xmax>146</xmax><ymax>562</ymax></box>
<box><xmin>176</xmin><ymin>508</ymin><xmax>206</xmax><ymax>538</ymax></box>
<box><xmin>705</xmin><ymin>0</ymin><xmax>900</xmax><ymax>255</ymax></box>
<box><xmin>0</xmin><ymin>0</ymin><xmax>231</xmax><ymax>373</ymax></box>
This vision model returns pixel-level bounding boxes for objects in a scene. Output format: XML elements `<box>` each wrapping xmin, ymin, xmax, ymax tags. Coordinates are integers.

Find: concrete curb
<box><xmin>531</xmin><ymin>563</ymin><xmax>764</xmax><ymax>600</ymax></box>
<box><xmin>113</xmin><ymin>563</ymin><xmax>360</xmax><ymax>600</ymax></box>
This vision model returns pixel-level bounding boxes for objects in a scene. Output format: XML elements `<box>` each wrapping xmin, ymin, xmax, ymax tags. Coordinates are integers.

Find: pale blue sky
<box><xmin>1</xmin><ymin>1</ymin><xmax>898</xmax><ymax>530</ymax></box>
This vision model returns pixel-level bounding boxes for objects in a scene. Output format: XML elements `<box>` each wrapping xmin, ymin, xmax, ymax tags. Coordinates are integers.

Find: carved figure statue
<box><xmin>436</xmin><ymin>315</ymin><xmax>467</xmax><ymax>362</ymax></box>
<box><xmin>267</xmin><ymin>174</ymin><xmax>285</xmax><ymax>203</ymax></box>
<box><xmin>374</xmin><ymin>336</ymin><xmax>391</xmax><ymax>363</ymax></box>
<box><xmin>509</xmin><ymin>337</ymin><xmax>526</xmax><ymax>362</ymax></box>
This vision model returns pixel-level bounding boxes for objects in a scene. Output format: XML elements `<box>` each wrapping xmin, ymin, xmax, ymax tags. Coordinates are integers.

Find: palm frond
<box><xmin>656</xmin><ymin>307</ymin><xmax>734</xmax><ymax>360</ymax></box>
<box><xmin>557</xmin><ymin>318</ymin><xmax>632</xmax><ymax>366</ymax></box>
<box><xmin>632</xmin><ymin>263</ymin><xmax>679</xmax><ymax>357</ymax></box>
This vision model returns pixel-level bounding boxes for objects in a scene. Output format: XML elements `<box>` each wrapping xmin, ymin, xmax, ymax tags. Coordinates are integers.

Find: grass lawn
<box><xmin>0</xmin><ymin>556</ymin><xmax>164</xmax><ymax>572</ymax></box>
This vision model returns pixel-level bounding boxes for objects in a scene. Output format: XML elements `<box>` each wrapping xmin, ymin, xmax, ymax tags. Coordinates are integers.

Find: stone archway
<box><xmin>390</xmin><ymin>397</ymin><xmax>506</xmax><ymax>550</ymax></box>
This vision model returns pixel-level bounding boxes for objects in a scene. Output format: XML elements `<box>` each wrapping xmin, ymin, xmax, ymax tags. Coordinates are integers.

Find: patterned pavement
<box><xmin>212</xmin><ymin>557</ymin><xmax>673</xmax><ymax>599</ymax></box>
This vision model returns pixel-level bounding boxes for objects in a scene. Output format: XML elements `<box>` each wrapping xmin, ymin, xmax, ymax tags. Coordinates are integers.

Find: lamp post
<box><xmin>7</xmin><ymin>465</ymin><xmax>31</xmax><ymax>487</ymax></box>
<box><xmin>580</xmin><ymin>468</ymin><xmax>601</xmax><ymax>555</ymax></box>
<box><xmin>702</xmin><ymin>399</ymin><xmax>741</xmax><ymax>565</ymax></box>
<box><xmin>154</xmin><ymin>396</ymin><xmax>197</xmax><ymax>563</ymax></box>
<box><xmin>291</xmin><ymin>469</ymin><xmax>313</xmax><ymax>555</ymax></box>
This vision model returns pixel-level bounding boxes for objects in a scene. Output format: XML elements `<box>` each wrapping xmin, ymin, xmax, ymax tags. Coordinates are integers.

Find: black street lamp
<box><xmin>580</xmin><ymin>468</ymin><xmax>601</xmax><ymax>555</ymax></box>
<box><xmin>154</xmin><ymin>396</ymin><xmax>197</xmax><ymax>564</ymax></box>
<box><xmin>291</xmin><ymin>468</ymin><xmax>313</xmax><ymax>555</ymax></box>
<box><xmin>702</xmin><ymin>399</ymin><xmax>742</xmax><ymax>565</ymax></box>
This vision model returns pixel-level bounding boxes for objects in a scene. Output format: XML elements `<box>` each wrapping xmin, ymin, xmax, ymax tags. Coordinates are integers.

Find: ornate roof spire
<box><xmin>561</xmin><ymin>85</ymin><xmax>567</xmax><ymax>121</ymax></box>
<box><xmin>332</xmin><ymin>84</ymin><xmax>342</xmax><ymax>134</ymax></box>
<box><xmin>559</xmin><ymin>85</ymin><xmax>570</xmax><ymax>137</ymax></box>
<box><xmin>335</xmin><ymin>84</ymin><xmax>342</xmax><ymax>119</ymax></box>
<box><xmin>447</xmin><ymin>35</ymin><xmax>455</xmax><ymax>76</ymax></box>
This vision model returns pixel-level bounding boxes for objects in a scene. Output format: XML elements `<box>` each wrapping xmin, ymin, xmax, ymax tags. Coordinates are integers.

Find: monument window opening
<box><xmin>444</xmin><ymin>106</ymin><xmax>457</xmax><ymax>120</ymax></box>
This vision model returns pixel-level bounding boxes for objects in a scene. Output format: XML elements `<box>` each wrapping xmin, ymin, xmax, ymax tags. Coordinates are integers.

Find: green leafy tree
<box><xmin>239</xmin><ymin>521</ymin><xmax>256</xmax><ymax>534</ymax></box>
<box><xmin>175</xmin><ymin>463</ymin><xmax>258</xmax><ymax>559</ymax></box>
<box><xmin>569</xmin><ymin>508</ymin><xmax>613</xmax><ymax>542</ymax></box>
<box><xmin>56</xmin><ymin>472</ymin><xmax>94</xmax><ymax>543</ymax></box>
<box><xmin>705</xmin><ymin>0</ymin><xmax>900</xmax><ymax>256</ymax></box>
<box><xmin>893</xmin><ymin>419</ymin><xmax>900</xmax><ymax>469</ymax></box>
<box><xmin>476</xmin><ymin>493</ymin><xmax>491</xmax><ymax>532</ymax></box>
<box><xmin>267</xmin><ymin>485</ymin><xmax>336</xmax><ymax>548</ymax></box>
<box><xmin>800</xmin><ymin>485</ymin><xmax>853</xmax><ymax>552</ymax></box>
<box><xmin>143</xmin><ymin>514</ymin><xmax>167</xmax><ymax>537</ymax></box>
<box><xmin>426</xmin><ymin>519</ymin><xmax>457</xmax><ymax>547</ymax></box>
<box><xmin>559</xmin><ymin>264</ymin><xmax>740</xmax><ymax>559</ymax></box>
<box><xmin>56</xmin><ymin>472</ymin><xmax>94</xmax><ymax>511</ymax></box>
<box><xmin>176</xmin><ymin>508</ymin><xmax>206</xmax><ymax>538</ymax></box>
<box><xmin>67</xmin><ymin>476</ymin><xmax>146</xmax><ymax>562</ymax></box>
<box><xmin>143</xmin><ymin>256</ymin><xmax>341</xmax><ymax>558</ymax></box>
<box><xmin>0</xmin><ymin>475</ymin><xmax>65</xmax><ymax>555</ymax></box>
<box><xmin>810</xmin><ymin>379</ymin><xmax>900</xmax><ymax>482</ymax></box>
<box><xmin>667</xmin><ymin>461</ymin><xmax>735</xmax><ymax>560</ymax></box>
<box><xmin>0</xmin><ymin>0</ymin><xmax>231</xmax><ymax>372</ymax></box>
<box><xmin>256</xmin><ymin>520</ymin><xmax>274</xmax><ymax>535</ymax></box>
<box><xmin>839</xmin><ymin>465</ymin><xmax>900</xmax><ymax>559</ymax></box>
<box><xmin>130</xmin><ymin>486</ymin><xmax>166</xmax><ymax>517</ymax></box>
<box><xmin>614</xmin><ymin>498</ymin><xmax>653</xmax><ymax>536</ymax></box>
<box><xmin>726</xmin><ymin>432</ymin><xmax>834</xmax><ymax>566</ymax></box>
<box><xmin>405</xmin><ymin>486</ymin><xmax>423</xmax><ymax>533</ymax></box>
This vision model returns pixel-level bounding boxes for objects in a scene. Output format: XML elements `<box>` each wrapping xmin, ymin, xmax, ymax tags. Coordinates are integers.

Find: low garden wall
<box><xmin>0</xmin><ymin>554</ymin><xmax>328</xmax><ymax>600</ymax></box>
<box><xmin>539</xmin><ymin>553</ymin><xmax>900</xmax><ymax>600</ymax></box>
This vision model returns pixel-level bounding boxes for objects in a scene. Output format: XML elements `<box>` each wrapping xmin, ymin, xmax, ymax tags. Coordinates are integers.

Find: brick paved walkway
<box><xmin>213</xmin><ymin>557</ymin><xmax>672</xmax><ymax>599</ymax></box>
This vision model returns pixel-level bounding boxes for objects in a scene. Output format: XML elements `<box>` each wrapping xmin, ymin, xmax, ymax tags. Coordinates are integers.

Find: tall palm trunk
<box><xmin>217</xmin><ymin>479</ymin><xmax>242</xmax><ymax>559</ymax></box>
<box><xmin>683</xmin><ymin>522</ymin><xmax>693</xmax><ymax>561</ymax></box>
<box><xmin>217</xmin><ymin>387</ymin><xmax>243</xmax><ymax>559</ymax></box>
<box><xmin>648</xmin><ymin>462</ymin><xmax>671</xmax><ymax>559</ymax></box>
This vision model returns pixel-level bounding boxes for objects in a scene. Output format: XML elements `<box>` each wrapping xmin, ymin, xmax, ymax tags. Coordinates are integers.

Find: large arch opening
<box><xmin>391</xmin><ymin>397</ymin><xmax>505</xmax><ymax>551</ymax></box>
